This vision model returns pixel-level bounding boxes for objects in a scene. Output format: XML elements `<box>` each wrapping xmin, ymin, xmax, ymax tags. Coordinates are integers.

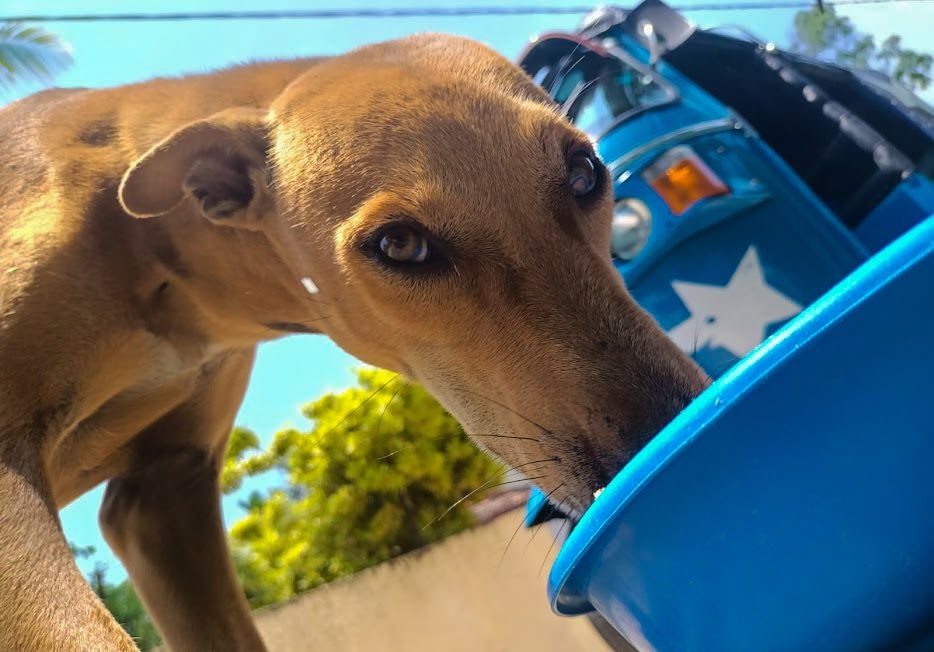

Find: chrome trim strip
<box><xmin>607</xmin><ymin>117</ymin><xmax>741</xmax><ymax>177</ymax></box>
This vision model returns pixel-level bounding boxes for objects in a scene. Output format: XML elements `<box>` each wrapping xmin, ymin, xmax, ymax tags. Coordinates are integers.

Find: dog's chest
<box><xmin>49</xmin><ymin>337</ymin><xmax>227</xmax><ymax>504</ymax></box>
<box><xmin>132</xmin><ymin>337</ymin><xmax>221</xmax><ymax>392</ymax></box>
<box><xmin>93</xmin><ymin>336</ymin><xmax>228</xmax><ymax>424</ymax></box>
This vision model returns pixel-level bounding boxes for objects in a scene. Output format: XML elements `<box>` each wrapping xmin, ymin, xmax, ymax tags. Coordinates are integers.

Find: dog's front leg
<box><xmin>0</xmin><ymin>443</ymin><xmax>138</xmax><ymax>651</ymax></box>
<box><xmin>101</xmin><ymin>449</ymin><xmax>266</xmax><ymax>652</ymax></box>
<box><xmin>100</xmin><ymin>350</ymin><xmax>266</xmax><ymax>652</ymax></box>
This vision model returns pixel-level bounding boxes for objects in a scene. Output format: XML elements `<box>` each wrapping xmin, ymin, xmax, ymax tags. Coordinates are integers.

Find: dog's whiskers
<box><xmin>488</xmin><ymin>474</ymin><xmax>548</xmax><ymax>492</ymax></box>
<box><xmin>499</xmin><ymin>481</ymin><xmax>565</xmax><ymax>564</ymax></box>
<box><xmin>468</xmin><ymin>433</ymin><xmax>543</xmax><ymax>445</ymax></box>
<box><xmin>539</xmin><ymin>499</ymin><xmax>571</xmax><ymax>576</ymax></box>
<box><xmin>582</xmin><ymin>71</ymin><xmax>612</xmax><ymax>91</ymax></box>
<box><xmin>374</xmin><ymin>432</ymin><xmax>540</xmax><ymax>461</ymax></box>
<box><xmin>309</xmin><ymin>373</ymin><xmax>400</xmax><ymax>447</ymax></box>
<box><xmin>560</xmin><ymin>71</ymin><xmax>617</xmax><ymax>120</ymax></box>
<box><xmin>376</xmin><ymin>378</ymin><xmax>409</xmax><ymax>438</ymax></box>
<box><xmin>559</xmin><ymin>39</ymin><xmax>587</xmax><ymax>79</ymax></box>
<box><xmin>422</xmin><ymin>458</ymin><xmax>558</xmax><ymax>530</ymax></box>
<box><xmin>523</xmin><ymin>521</ymin><xmax>546</xmax><ymax>553</ymax></box>
<box><xmin>456</xmin><ymin>387</ymin><xmax>553</xmax><ymax>434</ymax></box>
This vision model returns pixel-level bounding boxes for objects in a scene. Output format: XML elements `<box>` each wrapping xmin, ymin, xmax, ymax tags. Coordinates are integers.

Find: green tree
<box><xmin>790</xmin><ymin>5</ymin><xmax>931</xmax><ymax>91</ymax></box>
<box><xmin>95</xmin><ymin>580</ymin><xmax>161</xmax><ymax>652</ymax></box>
<box><xmin>70</xmin><ymin>545</ymin><xmax>161</xmax><ymax>651</ymax></box>
<box><xmin>223</xmin><ymin>368</ymin><xmax>504</xmax><ymax>608</ymax></box>
<box><xmin>0</xmin><ymin>23</ymin><xmax>72</xmax><ymax>89</ymax></box>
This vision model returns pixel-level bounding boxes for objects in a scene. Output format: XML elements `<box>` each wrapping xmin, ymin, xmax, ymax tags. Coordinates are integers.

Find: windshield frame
<box><xmin>520</xmin><ymin>32</ymin><xmax>680</xmax><ymax>140</ymax></box>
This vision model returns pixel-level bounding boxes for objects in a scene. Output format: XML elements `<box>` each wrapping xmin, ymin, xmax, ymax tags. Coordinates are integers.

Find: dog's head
<box><xmin>119</xmin><ymin>34</ymin><xmax>708</xmax><ymax>515</ymax></box>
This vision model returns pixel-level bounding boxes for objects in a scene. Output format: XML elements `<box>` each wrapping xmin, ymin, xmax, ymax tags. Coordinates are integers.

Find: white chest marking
<box><xmin>301</xmin><ymin>276</ymin><xmax>319</xmax><ymax>295</ymax></box>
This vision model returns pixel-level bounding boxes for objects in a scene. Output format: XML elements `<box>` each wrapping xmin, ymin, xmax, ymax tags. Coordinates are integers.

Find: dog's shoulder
<box><xmin>3</xmin><ymin>57</ymin><xmax>324</xmax><ymax>156</ymax></box>
<box><xmin>0</xmin><ymin>86</ymin><xmax>121</xmax><ymax>246</ymax></box>
<box><xmin>0</xmin><ymin>59</ymin><xmax>322</xmax><ymax>230</ymax></box>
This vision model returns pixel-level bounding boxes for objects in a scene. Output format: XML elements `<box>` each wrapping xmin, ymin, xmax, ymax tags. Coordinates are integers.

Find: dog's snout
<box><xmin>541</xmin><ymin>314</ymin><xmax>711</xmax><ymax>507</ymax></box>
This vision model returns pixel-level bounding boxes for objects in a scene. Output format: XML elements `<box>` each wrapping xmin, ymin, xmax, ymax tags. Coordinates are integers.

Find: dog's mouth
<box><xmin>526</xmin><ymin>433</ymin><xmax>662</xmax><ymax>526</ymax></box>
<box><xmin>535</xmin><ymin>487</ymin><xmax>605</xmax><ymax>528</ymax></box>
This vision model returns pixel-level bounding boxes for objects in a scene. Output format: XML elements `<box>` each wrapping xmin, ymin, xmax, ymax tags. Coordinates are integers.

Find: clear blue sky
<box><xmin>3</xmin><ymin>0</ymin><xmax>931</xmax><ymax>582</ymax></box>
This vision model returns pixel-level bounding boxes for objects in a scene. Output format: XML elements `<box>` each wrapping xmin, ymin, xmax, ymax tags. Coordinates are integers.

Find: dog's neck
<box><xmin>135</xmin><ymin>206</ymin><xmax>324</xmax><ymax>351</ymax></box>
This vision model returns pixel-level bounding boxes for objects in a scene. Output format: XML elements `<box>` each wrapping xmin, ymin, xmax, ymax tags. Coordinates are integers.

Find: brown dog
<box><xmin>0</xmin><ymin>34</ymin><xmax>708</xmax><ymax>650</ymax></box>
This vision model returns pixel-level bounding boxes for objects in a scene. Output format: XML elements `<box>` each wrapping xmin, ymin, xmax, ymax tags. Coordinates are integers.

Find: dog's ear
<box><xmin>119</xmin><ymin>108</ymin><xmax>272</xmax><ymax>229</ymax></box>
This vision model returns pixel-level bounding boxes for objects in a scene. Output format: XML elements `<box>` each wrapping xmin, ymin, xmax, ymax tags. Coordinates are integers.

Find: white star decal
<box><xmin>667</xmin><ymin>247</ymin><xmax>802</xmax><ymax>358</ymax></box>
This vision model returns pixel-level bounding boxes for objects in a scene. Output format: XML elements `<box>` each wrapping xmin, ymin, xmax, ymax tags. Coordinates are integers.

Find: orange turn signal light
<box><xmin>643</xmin><ymin>146</ymin><xmax>729</xmax><ymax>215</ymax></box>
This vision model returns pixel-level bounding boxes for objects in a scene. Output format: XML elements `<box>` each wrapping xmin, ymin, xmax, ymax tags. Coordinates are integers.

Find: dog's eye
<box><xmin>376</xmin><ymin>225</ymin><xmax>431</xmax><ymax>264</ymax></box>
<box><xmin>568</xmin><ymin>150</ymin><xmax>597</xmax><ymax>197</ymax></box>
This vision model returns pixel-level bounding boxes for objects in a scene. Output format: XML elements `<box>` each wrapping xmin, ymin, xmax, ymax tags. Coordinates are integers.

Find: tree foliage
<box><xmin>70</xmin><ymin>545</ymin><xmax>161</xmax><ymax>651</ymax></box>
<box><xmin>223</xmin><ymin>368</ymin><xmax>503</xmax><ymax>608</ymax></box>
<box><xmin>790</xmin><ymin>6</ymin><xmax>931</xmax><ymax>91</ymax></box>
<box><xmin>0</xmin><ymin>23</ymin><xmax>72</xmax><ymax>89</ymax></box>
<box><xmin>92</xmin><ymin>575</ymin><xmax>162</xmax><ymax>651</ymax></box>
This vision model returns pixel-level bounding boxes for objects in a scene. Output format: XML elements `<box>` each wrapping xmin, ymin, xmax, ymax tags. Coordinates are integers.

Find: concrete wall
<box><xmin>250</xmin><ymin>510</ymin><xmax>614</xmax><ymax>652</ymax></box>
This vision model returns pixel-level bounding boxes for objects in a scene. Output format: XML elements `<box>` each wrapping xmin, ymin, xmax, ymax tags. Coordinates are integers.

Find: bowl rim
<box><xmin>547</xmin><ymin>214</ymin><xmax>934</xmax><ymax>614</ymax></box>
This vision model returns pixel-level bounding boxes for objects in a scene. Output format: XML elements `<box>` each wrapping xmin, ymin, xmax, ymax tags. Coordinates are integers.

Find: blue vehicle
<box><xmin>517</xmin><ymin>2</ymin><xmax>934</xmax><ymax>650</ymax></box>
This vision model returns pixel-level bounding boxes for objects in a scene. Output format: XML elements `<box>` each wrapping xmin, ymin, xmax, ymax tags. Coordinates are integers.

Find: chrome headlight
<box><xmin>610</xmin><ymin>198</ymin><xmax>652</xmax><ymax>261</ymax></box>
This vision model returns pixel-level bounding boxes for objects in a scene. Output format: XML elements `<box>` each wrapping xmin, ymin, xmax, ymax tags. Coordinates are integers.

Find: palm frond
<box><xmin>0</xmin><ymin>22</ymin><xmax>72</xmax><ymax>89</ymax></box>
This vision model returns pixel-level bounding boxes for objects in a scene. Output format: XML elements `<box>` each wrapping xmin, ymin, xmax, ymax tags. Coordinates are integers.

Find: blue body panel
<box><xmin>855</xmin><ymin>173</ymin><xmax>934</xmax><ymax>253</ymax></box>
<box><xmin>608</xmin><ymin>126</ymin><xmax>867</xmax><ymax>373</ymax></box>
<box><xmin>549</xmin><ymin>216</ymin><xmax>934</xmax><ymax>651</ymax></box>
<box><xmin>589</xmin><ymin>33</ymin><xmax>873</xmax><ymax>376</ymax></box>
<box><xmin>521</xmin><ymin>13</ymin><xmax>934</xmax><ymax>648</ymax></box>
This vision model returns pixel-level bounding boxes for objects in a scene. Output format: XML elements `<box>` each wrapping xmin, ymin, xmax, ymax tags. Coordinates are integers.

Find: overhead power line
<box><xmin>3</xmin><ymin>0</ymin><xmax>933</xmax><ymax>23</ymax></box>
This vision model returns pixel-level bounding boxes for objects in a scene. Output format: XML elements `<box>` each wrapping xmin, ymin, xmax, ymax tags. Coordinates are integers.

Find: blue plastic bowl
<box><xmin>549</xmin><ymin>216</ymin><xmax>934</xmax><ymax>652</ymax></box>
